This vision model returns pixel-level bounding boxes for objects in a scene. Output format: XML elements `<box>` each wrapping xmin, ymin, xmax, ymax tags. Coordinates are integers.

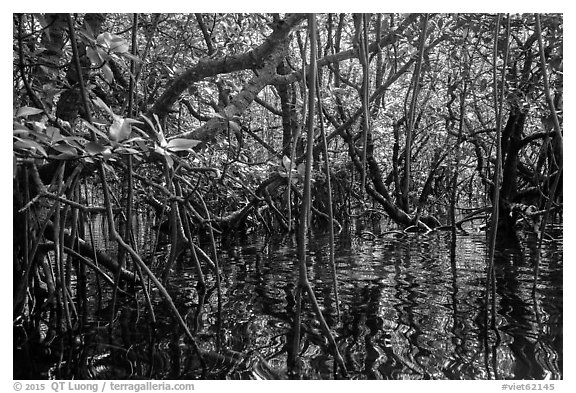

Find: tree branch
<box><xmin>148</xmin><ymin>14</ymin><xmax>305</xmax><ymax>119</ymax></box>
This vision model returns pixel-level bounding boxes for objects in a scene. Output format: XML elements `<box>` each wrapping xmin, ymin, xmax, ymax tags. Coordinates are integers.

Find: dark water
<box><xmin>17</xmin><ymin>220</ymin><xmax>562</xmax><ymax>380</ymax></box>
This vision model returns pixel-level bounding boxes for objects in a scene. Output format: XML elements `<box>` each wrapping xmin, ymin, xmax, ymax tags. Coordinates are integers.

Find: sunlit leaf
<box><xmin>16</xmin><ymin>106</ymin><xmax>44</xmax><ymax>117</ymax></box>
<box><xmin>165</xmin><ymin>154</ymin><xmax>174</xmax><ymax>169</ymax></box>
<box><xmin>282</xmin><ymin>155</ymin><xmax>292</xmax><ymax>172</ymax></box>
<box><xmin>122</xmin><ymin>136</ymin><xmax>146</xmax><ymax>144</ymax></box>
<box><xmin>109</xmin><ymin>116</ymin><xmax>133</xmax><ymax>142</ymax></box>
<box><xmin>166</xmin><ymin>138</ymin><xmax>201</xmax><ymax>152</ymax></box>
<box><xmin>154</xmin><ymin>144</ymin><xmax>166</xmax><ymax>156</ymax></box>
<box><xmin>102</xmin><ymin>148</ymin><xmax>112</xmax><ymax>161</ymax></box>
<box><xmin>152</xmin><ymin>114</ymin><xmax>167</xmax><ymax>147</ymax></box>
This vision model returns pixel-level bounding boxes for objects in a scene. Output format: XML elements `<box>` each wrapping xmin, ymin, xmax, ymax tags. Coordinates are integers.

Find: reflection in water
<box><xmin>16</xmin><ymin>222</ymin><xmax>562</xmax><ymax>380</ymax></box>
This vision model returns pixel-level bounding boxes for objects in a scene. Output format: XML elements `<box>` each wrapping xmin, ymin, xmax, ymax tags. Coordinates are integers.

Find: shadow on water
<box><xmin>14</xmin><ymin>220</ymin><xmax>562</xmax><ymax>380</ymax></box>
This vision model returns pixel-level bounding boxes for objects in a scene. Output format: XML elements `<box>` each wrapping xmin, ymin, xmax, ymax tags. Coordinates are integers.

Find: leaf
<box><xmin>13</xmin><ymin>129</ymin><xmax>31</xmax><ymax>139</ymax></box>
<box><xmin>34</xmin><ymin>13</ymin><xmax>47</xmax><ymax>29</ymax></box>
<box><xmin>131</xmin><ymin>126</ymin><xmax>150</xmax><ymax>139</ymax></box>
<box><xmin>87</xmin><ymin>47</ymin><xmax>103</xmax><ymax>66</ymax></box>
<box><xmin>141</xmin><ymin>114</ymin><xmax>166</xmax><ymax>146</ymax></box>
<box><xmin>135</xmin><ymin>140</ymin><xmax>149</xmax><ymax>154</ymax></box>
<box><xmin>141</xmin><ymin>114</ymin><xmax>156</xmax><ymax>132</ymax></box>
<box><xmin>115</xmin><ymin>147</ymin><xmax>141</xmax><ymax>155</ymax></box>
<box><xmin>109</xmin><ymin>37</ymin><xmax>129</xmax><ymax>53</ymax></box>
<box><xmin>165</xmin><ymin>154</ymin><xmax>174</xmax><ymax>169</ymax></box>
<box><xmin>13</xmin><ymin>122</ymin><xmax>30</xmax><ymax>132</ymax></box>
<box><xmin>16</xmin><ymin>107</ymin><xmax>44</xmax><ymax>117</ymax></box>
<box><xmin>84</xmin><ymin>121</ymin><xmax>111</xmax><ymax>141</ymax></box>
<box><xmin>102</xmin><ymin>64</ymin><xmax>114</xmax><ymax>84</ymax></box>
<box><xmin>229</xmin><ymin>120</ymin><xmax>241</xmax><ymax>133</ymax></box>
<box><xmin>282</xmin><ymin>155</ymin><xmax>292</xmax><ymax>172</ymax></box>
<box><xmin>51</xmin><ymin>152</ymin><xmax>77</xmax><ymax>160</ymax></box>
<box><xmin>154</xmin><ymin>143</ymin><xmax>166</xmax><ymax>155</ymax></box>
<box><xmin>85</xmin><ymin>141</ymin><xmax>108</xmax><ymax>155</ymax></box>
<box><xmin>153</xmin><ymin>114</ymin><xmax>167</xmax><ymax>147</ymax></box>
<box><xmin>13</xmin><ymin>138</ymin><xmax>48</xmax><ymax>157</ymax></box>
<box><xmin>52</xmin><ymin>142</ymin><xmax>78</xmax><ymax>155</ymax></box>
<box><xmin>297</xmin><ymin>163</ymin><xmax>306</xmax><ymax>177</ymax></box>
<box><xmin>46</xmin><ymin>127</ymin><xmax>61</xmax><ymax>142</ymax></box>
<box><xmin>120</xmin><ymin>52</ymin><xmax>141</xmax><ymax>63</ymax></box>
<box><xmin>109</xmin><ymin>117</ymin><xmax>133</xmax><ymax>142</ymax></box>
<box><xmin>96</xmin><ymin>32</ymin><xmax>113</xmax><ymax>47</ymax></box>
<box><xmin>166</xmin><ymin>138</ymin><xmax>201</xmax><ymax>152</ymax></box>
<box><xmin>154</xmin><ymin>144</ymin><xmax>173</xmax><ymax>168</ymax></box>
<box><xmin>92</xmin><ymin>96</ymin><xmax>114</xmax><ymax>116</ymax></box>
<box><xmin>122</xmin><ymin>136</ymin><xmax>146</xmax><ymax>144</ymax></box>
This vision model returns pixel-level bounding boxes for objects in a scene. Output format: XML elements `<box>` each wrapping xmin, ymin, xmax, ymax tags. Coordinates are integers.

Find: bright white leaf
<box><xmin>282</xmin><ymin>155</ymin><xmax>292</xmax><ymax>172</ymax></box>
<box><xmin>109</xmin><ymin>117</ymin><xmax>132</xmax><ymax>142</ymax></box>
<box><xmin>166</xmin><ymin>138</ymin><xmax>201</xmax><ymax>152</ymax></box>
<box><xmin>16</xmin><ymin>106</ymin><xmax>44</xmax><ymax>117</ymax></box>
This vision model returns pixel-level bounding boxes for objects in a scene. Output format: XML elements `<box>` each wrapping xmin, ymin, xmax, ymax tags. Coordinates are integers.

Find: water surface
<box><xmin>17</xmin><ymin>222</ymin><xmax>562</xmax><ymax>380</ymax></box>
